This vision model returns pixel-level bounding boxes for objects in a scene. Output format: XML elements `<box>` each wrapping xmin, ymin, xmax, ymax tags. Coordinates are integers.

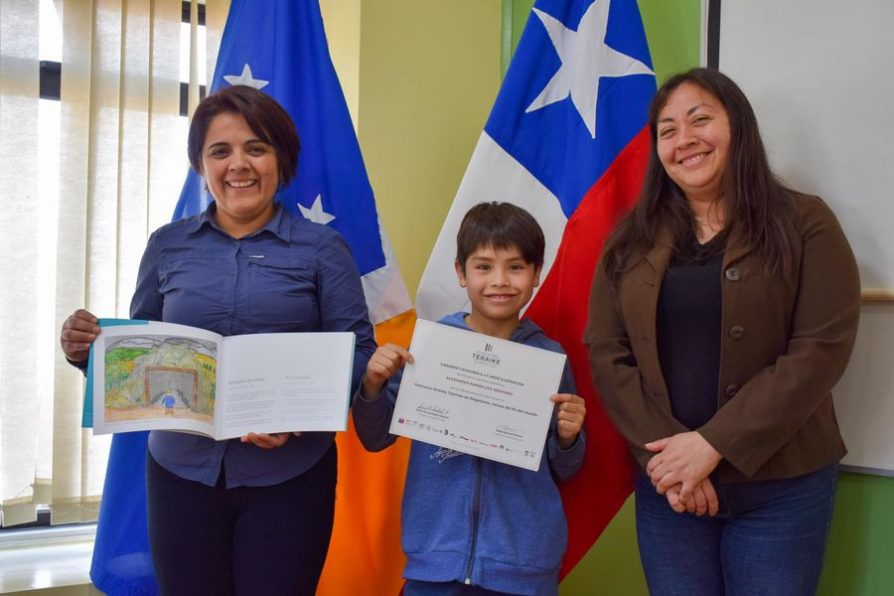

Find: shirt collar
<box><xmin>188</xmin><ymin>201</ymin><xmax>291</xmax><ymax>243</ymax></box>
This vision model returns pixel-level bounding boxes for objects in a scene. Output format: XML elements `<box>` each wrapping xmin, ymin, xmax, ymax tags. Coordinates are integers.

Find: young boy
<box><xmin>352</xmin><ymin>202</ymin><xmax>586</xmax><ymax>596</ymax></box>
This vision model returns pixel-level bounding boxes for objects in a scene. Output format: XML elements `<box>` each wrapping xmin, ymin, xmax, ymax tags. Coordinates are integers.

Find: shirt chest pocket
<box><xmin>248</xmin><ymin>256</ymin><xmax>319</xmax><ymax>331</ymax></box>
<box><xmin>157</xmin><ymin>255</ymin><xmax>231</xmax><ymax>326</ymax></box>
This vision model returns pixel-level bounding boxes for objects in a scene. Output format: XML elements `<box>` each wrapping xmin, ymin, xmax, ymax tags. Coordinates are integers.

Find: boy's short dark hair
<box><xmin>456</xmin><ymin>202</ymin><xmax>545</xmax><ymax>271</ymax></box>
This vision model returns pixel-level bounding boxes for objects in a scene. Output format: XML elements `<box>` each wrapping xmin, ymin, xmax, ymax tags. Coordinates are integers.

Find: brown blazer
<box><xmin>585</xmin><ymin>193</ymin><xmax>861</xmax><ymax>482</ymax></box>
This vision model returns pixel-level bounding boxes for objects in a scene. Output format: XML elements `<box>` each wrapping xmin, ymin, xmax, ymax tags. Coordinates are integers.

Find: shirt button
<box><xmin>725</xmin><ymin>267</ymin><xmax>741</xmax><ymax>281</ymax></box>
<box><xmin>729</xmin><ymin>325</ymin><xmax>744</xmax><ymax>339</ymax></box>
<box><xmin>724</xmin><ymin>384</ymin><xmax>739</xmax><ymax>398</ymax></box>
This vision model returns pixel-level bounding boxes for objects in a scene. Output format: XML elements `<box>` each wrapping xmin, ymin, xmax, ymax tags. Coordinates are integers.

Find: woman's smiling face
<box><xmin>200</xmin><ymin>111</ymin><xmax>280</xmax><ymax>236</ymax></box>
<box><xmin>655</xmin><ymin>82</ymin><xmax>731</xmax><ymax>204</ymax></box>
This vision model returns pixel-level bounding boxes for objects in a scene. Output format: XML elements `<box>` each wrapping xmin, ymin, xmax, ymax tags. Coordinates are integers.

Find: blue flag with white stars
<box><xmin>173</xmin><ymin>0</ymin><xmax>386</xmax><ymax>276</ymax></box>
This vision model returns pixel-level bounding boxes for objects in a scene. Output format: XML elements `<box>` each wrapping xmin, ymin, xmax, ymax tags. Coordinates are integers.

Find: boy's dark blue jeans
<box><xmin>634</xmin><ymin>464</ymin><xmax>838</xmax><ymax>596</ymax></box>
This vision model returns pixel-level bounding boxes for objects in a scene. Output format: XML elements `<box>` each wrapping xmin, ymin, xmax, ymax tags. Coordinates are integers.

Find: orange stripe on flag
<box><xmin>317</xmin><ymin>309</ymin><xmax>417</xmax><ymax>595</ymax></box>
<box><xmin>372</xmin><ymin>309</ymin><xmax>417</xmax><ymax>347</ymax></box>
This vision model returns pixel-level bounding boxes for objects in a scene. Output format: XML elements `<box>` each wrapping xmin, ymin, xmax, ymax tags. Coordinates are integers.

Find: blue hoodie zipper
<box><xmin>464</xmin><ymin>457</ymin><xmax>484</xmax><ymax>584</ymax></box>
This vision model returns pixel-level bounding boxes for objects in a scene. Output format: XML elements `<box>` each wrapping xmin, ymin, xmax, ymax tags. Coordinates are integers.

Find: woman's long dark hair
<box><xmin>601</xmin><ymin>68</ymin><xmax>794</xmax><ymax>288</ymax></box>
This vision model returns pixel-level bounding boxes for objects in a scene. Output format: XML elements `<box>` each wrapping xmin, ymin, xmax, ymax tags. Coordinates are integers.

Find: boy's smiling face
<box><xmin>456</xmin><ymin>244</ymin><xmax>541</xmax><ymax>335</ymax></box>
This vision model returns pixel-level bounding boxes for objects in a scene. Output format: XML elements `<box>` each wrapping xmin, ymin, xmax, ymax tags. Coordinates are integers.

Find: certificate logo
<box><xmin>472</xmin><ymin>342</ymin><xmax>501</xmax><ymax>367</ymax></box>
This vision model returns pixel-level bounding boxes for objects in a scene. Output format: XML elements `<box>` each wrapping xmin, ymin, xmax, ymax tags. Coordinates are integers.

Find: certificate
<box><xmin>389</xmin><ymin>319</ymin><xmax>566</xmax><ymax>471</ymax></box>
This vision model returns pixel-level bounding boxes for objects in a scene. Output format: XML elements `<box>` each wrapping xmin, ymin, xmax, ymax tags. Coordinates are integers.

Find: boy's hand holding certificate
<box><xmin>88</xmin><ymin>320</ymin><xmax>355</xmax><ymax>438</ymax></box>
<box><xmin>389</xmin><ymin>319</ymin><xmax>565</xmax><ymax>471</ymax></box>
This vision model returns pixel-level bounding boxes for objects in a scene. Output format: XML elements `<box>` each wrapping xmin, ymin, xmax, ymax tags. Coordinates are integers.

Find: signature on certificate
<box><xmin>495</xmin><ymin>425</ymin><xmax>526</xmax><ymax>441</ymax></box>
<box><xmin>416</xmin><ymin>402</ymin><xmax>450</xmax><ymax>420</ymax></box>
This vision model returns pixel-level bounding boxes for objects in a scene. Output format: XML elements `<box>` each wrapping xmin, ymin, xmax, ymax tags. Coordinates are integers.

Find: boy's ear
<box><xmin>534</xmin><ymin>265</ymin><xmax>542</xmax><ymax>287</ymax></box>
<box><xmin>455</xmin><ymin>260</ymin><xmax>467</xmax><ymax>287</ymax></box>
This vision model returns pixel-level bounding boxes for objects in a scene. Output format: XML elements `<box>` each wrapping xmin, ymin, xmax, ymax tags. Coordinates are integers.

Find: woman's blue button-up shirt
<box><xmin>131</xmin><ymin>204</ymin><xmax>376</xmax><ymax>488</ymax></box>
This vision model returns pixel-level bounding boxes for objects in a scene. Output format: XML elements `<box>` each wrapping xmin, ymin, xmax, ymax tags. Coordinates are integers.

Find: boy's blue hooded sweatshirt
<box><xmin>352</xmin><ymin>312</ymin><xmax>586</xmax><ymax>596</ymax></box>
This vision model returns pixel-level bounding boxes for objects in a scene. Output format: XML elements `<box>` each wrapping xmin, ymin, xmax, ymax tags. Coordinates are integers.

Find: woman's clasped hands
<box><xmin>645</xmin><ymin>431</ymin><xmax>723</xmax><ymax>517</ymax></box>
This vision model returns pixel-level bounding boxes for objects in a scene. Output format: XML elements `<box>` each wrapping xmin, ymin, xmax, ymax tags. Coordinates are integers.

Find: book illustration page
<box><xmin>104</xmin><ymin>335</ymin><xmax>217</xmax><ymax>425</ymax></box>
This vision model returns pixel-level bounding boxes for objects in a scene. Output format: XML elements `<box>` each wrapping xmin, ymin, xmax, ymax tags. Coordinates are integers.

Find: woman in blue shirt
<box><xmin>60</xmin><ymin>85</ymin><xmax>376</xmax><ymax>595</ymax></box>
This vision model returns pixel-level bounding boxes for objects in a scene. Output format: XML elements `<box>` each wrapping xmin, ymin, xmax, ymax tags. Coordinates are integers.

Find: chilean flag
<box><xmin>415</xmin><ymin>0</ymin><xmax>655</xmax><ymax>574</ymax></box>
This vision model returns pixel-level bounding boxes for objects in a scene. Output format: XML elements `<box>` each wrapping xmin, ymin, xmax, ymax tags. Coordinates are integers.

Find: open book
<box><xmin>88</xmin><ymin>320</ymin><xmax>355</xmax><ymax>439</ymax></box>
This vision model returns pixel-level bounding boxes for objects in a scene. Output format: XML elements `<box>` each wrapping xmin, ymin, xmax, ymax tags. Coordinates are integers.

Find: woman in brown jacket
<box><xmin>585</xmin><ymin>68</ymin><xmax>860</xmax><ymax>595</ymax></box>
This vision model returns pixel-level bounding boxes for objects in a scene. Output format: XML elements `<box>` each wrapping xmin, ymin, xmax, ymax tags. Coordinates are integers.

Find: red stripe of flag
<box><xmin>525</xmin><ymin>126</ymin><xmax>651</xmax><ymax>575</ymax></box>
